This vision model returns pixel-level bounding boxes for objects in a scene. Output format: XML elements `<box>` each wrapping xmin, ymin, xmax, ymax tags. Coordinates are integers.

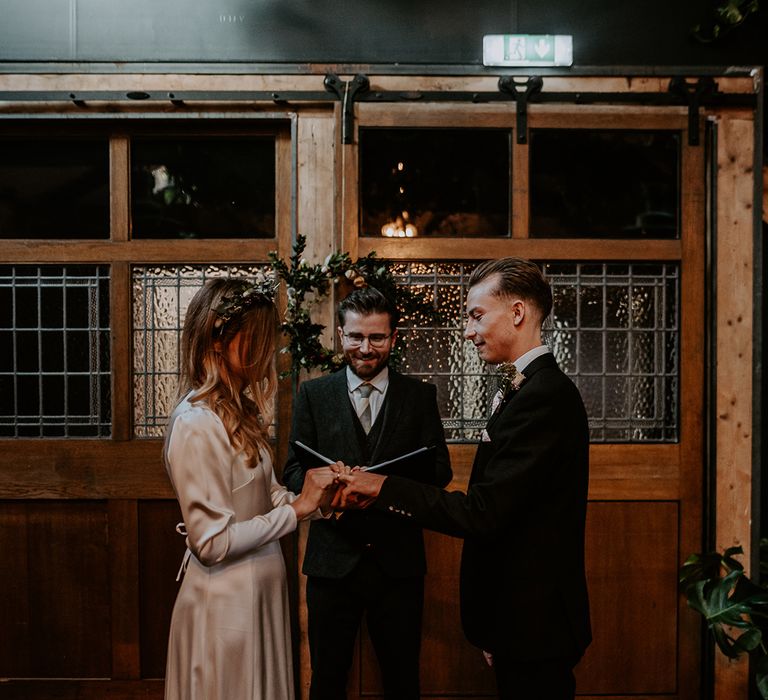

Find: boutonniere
<box><xmin>497</xmin><ymin>361</ymin><xmax>526</xmax><ymax>395</ymax></box>
<box><xmin>489</xmin><ymin>362</ymin><xmax>526</xmax><ymax>415</ymax></box>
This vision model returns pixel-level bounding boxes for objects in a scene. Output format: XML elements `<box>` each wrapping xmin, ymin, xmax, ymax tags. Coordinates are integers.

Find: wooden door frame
<box><xmin>710</xmin><ymin>107</ymin><xmax>760</xmax><ymax>698</ymax></box>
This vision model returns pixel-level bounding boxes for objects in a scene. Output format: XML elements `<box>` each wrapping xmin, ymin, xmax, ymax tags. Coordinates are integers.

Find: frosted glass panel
<box><xmin>131</xmin><ymin>261</ymin><xmax>679</xmax><ymax>443</ymax></box>
<box><xmin>391</xmin><ymin>262</ymin><xmax>492</xmax><ymax>441</ymax></box>
<box><xmin>392</xmin><ymin>261</ymin><xmax>679</xmax><ymax>443</ymax></box>
<box><xmin>132</xmin><ymin>265</ymin><xmax>270</xmax><ymax>437</ymax></box>
<box><xmin>545</xmin><ymin>262</ymin><xmax>679</xmax><ymax>442</ymax></box>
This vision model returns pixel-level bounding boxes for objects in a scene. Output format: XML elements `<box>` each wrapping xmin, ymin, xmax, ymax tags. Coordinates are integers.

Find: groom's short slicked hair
<box><xmin>469</xmin><ymin>258</ymin><xmax>552</xmax><ymax>322</ymax></box>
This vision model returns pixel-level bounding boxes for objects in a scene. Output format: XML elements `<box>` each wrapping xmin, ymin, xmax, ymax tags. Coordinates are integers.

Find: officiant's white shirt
<box><xmin>346</xmin><ymin>365</ymin><xmax>389</xmax><ymax>426</ymax></box>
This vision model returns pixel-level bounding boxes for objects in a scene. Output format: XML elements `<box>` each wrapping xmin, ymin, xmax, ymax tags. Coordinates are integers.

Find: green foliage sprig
<box><xmin>692</xmin><ymin>0</ymin><xmax>759</xmax><ymax>42</ymax></box>
<box><xmin>680</xmin><ymin>541</ymin><xmax>768</xmax><ymax>697</ymax></box>
<box><xmin>268</xmin><ymin>234</ymin><xmax>437</xmax><ymax>377</ymax></box>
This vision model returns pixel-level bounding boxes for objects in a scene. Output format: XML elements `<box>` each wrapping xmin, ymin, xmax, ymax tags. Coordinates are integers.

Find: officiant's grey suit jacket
<box><xmin>374</xmin><ymin>353</ymin><xmax>592</xmax><ymax>662</ymax></box>
<box><xmin>284</xmin><ymin>368</ymin><xmax>452</xmax><ymax>579</ymax></box>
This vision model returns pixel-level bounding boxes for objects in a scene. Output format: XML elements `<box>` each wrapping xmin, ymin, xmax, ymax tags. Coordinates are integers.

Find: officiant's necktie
<box><xmin>357</xmin><ymin>383</ymin><xmax>374</xmax><ymax>433</ymax></box>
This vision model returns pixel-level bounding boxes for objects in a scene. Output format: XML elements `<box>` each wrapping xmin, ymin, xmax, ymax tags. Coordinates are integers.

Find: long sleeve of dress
<box><xmin>165</xmin><ymin>406</ymin><xmax>298</xmax><ymax>567</ymax></box>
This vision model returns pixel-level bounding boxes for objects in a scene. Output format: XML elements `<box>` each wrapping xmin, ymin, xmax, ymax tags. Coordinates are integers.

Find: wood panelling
<box><xmin>0</xmin><ymin>441</ymin><xmax>172</xmax><ymax>499</ymax></box>
<box><xmin>356</xmin><ymin>103</ymin><xmax>516</xmax><ymax>129</ymax></box>
<box><xmin>358</xmin><ymin>237</ymin><xmax>681</xmax><ymax>261</ymax></box>
<box><xmin>274</xmin><ymin>125</ymin><xmax>298</xmax><ymax>473</ymax></box>
<box><xmin>109</xmin><ymin>500</ymin><xmax>140</xmax><ymax>679</ymax></box>
<box><xmin>0</xmin><ymin>442</ymin><xmax>683</xmax><ymax>501</ymax></box>
<box><xmin>0</xmin><ymin>238</ymin><xmax>280</xmax><ymax>264</ymax></box>
<box><xmin>109</xmin><ymin>136</ymin><xmax>130</xmax><ymax>243</ymax></box>
<box><xmin>676</xmin><ymin>116</ymin><xmax>707</xmax><ymax>700</ymax></box>
<box><xmin>0</xmin><ymin>680</ymin><xmax>164</xmax><ymax>699</ymax></box>
<box><xmin>356</xmin><ymin>501</ymin><xmax>682</xmax><ymax>697</ymax></box>
<box><xmin>450</xmin><ymin>443</ymin><xmax>683</xmax><ymax>500</ymax></box>
<box><xmin>0</xmin><ymin>442</ymin><xmax>681</xmax><ymax>500</ymax></box>
<box><xmin>577</xmin><ymin>502</ymin><xmax>680</xmax><ymax>694</ymax></box>
<box><xmin>341</xmin><ymin>104</ymin><xmax>359</xmax><ymax>260</ymax></box>
<box><xmin>511</xmin><ymin>136</ymin><xmax>528</xmax><ymax>238</ymax></box>
<box><xmin>713</xmin><ymin>114</ymin><xmax>756</xmax><ymax>700</ymax></box>
<box><xmin>0</xmin><ymin>502</ymin><xmax>30</xmax><ymax>676</ymax></box>
<box><xmin>297</xmin><ymin>112</ymin><xmax>337</xmax><ymax>263</ymax></box>
<box><xmin>295</xmin><ymin>521</ymin><xmax>312</xmax><ymax>700</ymax></box>
<box><xmin>0</xmin><ymin>501</ymin><xmax>111</xmax><ymax>678</ymax></box>
<box><xmin>0</xmin><ymin>72</ymin><xmax>754</xmax><ymax>97</ymax></box>
<box><xmin>137</xmin><ymin>500</ymin><xmax>185</xmax><ymax>679</ymax></box>
<box><xmin>356</xmin><ymin>102</ymin><xmax>691</xmax><ymax>129</ymax></box>
<box><xmin>110</xmin><ymin>261</ymin><xmax>133</xmax><ymax>441</ymax></box>
<box><xmin>529</xmin><ymin>106</ymin><xmax>688</xmax><ymax>130</ymax></box>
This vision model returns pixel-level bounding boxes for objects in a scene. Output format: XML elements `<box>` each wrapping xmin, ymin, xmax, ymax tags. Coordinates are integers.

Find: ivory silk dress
<box><xmin>163</xmin><ymin>395</ymin><xmax>299</xmax><ymax>700</ymax></box>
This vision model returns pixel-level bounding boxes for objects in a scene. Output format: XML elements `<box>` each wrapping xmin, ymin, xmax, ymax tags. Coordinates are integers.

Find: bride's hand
<box><xmin>290</xmin><ymin>467</ymin><xmax>339</xmax><ymax>520</ymax></box>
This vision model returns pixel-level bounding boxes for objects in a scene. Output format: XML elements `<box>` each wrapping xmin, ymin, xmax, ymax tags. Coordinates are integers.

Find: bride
<box><xmin>163</xmin><ymin>277</ymin><xmax>338</xmax><ymax>700</ymax></box>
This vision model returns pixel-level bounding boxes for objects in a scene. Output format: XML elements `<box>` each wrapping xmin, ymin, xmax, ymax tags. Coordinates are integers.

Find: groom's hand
<box><xmin>335</xmin><ymin>471</ymin><xmax>386</xmax><ymax>509</ymax></box>
<box><xmin>306</xmin><ymin>463</ymin><xmax>347</xmax><ymax>515</ymax></box>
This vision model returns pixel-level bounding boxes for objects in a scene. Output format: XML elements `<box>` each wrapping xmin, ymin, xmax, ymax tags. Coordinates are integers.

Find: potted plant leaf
<box><xmin>680</xmin><ymin>540</ymin><xmax>768</xmax><ymax>697</ymax></box>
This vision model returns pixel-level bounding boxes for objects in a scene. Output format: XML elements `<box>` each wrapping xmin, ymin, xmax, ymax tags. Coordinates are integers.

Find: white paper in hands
<box><xmin>291</xmin><ymin>440</ymin><xmax>336</xmax><ymax>466</ymax></box>
<box><xmin>291</xmin><ymin>441</ymin><xmax>432</xmax><ymax>475</ymax></box>
<box><xmin>360</xmin><ymin>446</ymin><xmax>432</xmax><ymax>472</ymax></box>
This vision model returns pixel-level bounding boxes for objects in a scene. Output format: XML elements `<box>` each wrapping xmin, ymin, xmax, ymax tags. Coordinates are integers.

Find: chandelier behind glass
<box><xmin>380</xmin><ymin>160</ymin><xmax>418</xmax><ymax>238</ymax></box>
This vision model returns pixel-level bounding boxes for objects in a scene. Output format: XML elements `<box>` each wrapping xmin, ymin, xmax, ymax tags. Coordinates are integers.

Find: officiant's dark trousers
<box><xmin>306</xmin><ymin>552</ymin><xmax>424</xmax><ymax>700</ymax></box>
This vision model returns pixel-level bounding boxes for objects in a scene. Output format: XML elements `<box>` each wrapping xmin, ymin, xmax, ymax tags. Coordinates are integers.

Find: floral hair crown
<box><xmin>212</xmin><ymin>273</ymin><xmax>279</xmax><ymax>335</ymax></box>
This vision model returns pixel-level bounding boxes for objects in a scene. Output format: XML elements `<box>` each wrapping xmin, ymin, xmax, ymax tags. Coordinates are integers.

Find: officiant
<box><xmin>283</xmin><ymin>285</ymin><xmax>452</xmax><ymax>700</ymax></box>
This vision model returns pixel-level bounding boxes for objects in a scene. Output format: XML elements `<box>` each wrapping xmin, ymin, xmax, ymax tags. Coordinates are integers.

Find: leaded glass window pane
<box><xmin>0</xmin><ymin>265</ymin><xmax>111</xmax><ymax>437</ymax></box>
<box><xmin>132</xmin><ymin>264</ymin><xmax>272</xmax><ymax>437</ymax></box>
<box><xmin>546</xmin><ymin>262</ymin><xmax>679</xmax><ymax>442</ymax></box>
<box><xmin>391</xmin><ymin>262</ymin><xmax>489</xmax><ymax>441</ymax></box>
<box><xmin>0</xmin><ymin>138</ymin><xmax>109</xmax><ymax>239</ymax></box>
<box><xmin>530</xmin><ymin>130</ymin><xmax>680</xmax><ymax>239</ymax></box>
<box><xmin>393</xmin><ymin>261</ymin><xmax>679</xmax><ymax>443</ymax></box>
<box><xmin>131</xmin><ymin>137</ymin><xmax>276</xmax><ymax>239</ymax></box>
<box><xmin>360</xmin><ymin>129</ymin><xmax>511</xmax><ymax>238</ymax></box>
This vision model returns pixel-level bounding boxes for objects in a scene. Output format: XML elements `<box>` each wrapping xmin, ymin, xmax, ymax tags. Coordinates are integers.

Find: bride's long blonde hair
<box><xmin>176</xmin><ymin>278</ymin><xmax>278</xmax><ymax>464</ymax></box>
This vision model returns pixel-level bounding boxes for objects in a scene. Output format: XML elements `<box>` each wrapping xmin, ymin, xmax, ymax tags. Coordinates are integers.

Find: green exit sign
<box><xmin>483</xmin><ymin>35</ymin><xmax>573</xmax><ymax>67</ymax></box>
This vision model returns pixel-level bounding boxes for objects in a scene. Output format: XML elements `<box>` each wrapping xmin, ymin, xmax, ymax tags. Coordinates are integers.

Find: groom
<box><xmin>337</xmin><ymin>258</ymin><xmax>592</xmax><ymax>699</ymax></box>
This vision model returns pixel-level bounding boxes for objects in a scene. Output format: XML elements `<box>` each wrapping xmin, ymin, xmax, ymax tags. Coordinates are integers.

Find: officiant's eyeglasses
<box><xmin>341</xmin><ymin>332</ymin><xmax>393</xmax><ymax>348</ymax></box>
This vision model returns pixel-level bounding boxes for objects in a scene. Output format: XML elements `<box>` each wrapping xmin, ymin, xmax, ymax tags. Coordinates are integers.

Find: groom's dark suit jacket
<box><xmin>375</xmin><ymin>353</ymin><xmax>592</xmax><ymax>661</ymax></box>
<box><xmin>284</xmin><ymin>368</ymin><xmax>452</xmax><ymax>579</ymax></box>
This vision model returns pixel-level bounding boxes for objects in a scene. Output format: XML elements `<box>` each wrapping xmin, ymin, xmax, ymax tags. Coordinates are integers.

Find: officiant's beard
<box><xmin>344</xmin><ymin>346</ymin><xmax>391</xmax><ymax>380</ymax></box>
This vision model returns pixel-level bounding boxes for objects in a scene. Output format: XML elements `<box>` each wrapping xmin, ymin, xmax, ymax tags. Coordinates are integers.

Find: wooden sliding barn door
<box><xmin>0</xmin><ymin>116</ymin><xmax>298</xmax><ymax>698</ymax></box>
<box><xmin>332</xmin><ymin>100</ymin><xmax>706</xmax><ymax>700</ymax></box>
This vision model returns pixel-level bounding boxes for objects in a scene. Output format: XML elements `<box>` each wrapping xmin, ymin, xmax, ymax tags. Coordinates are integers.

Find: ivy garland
<box><xmin>268</xmin><ymin>234</ymin><xmax>436</xmax><ymax>376</ymax></box>
<box><xmin>691</xmin><ymin>0</ymin><xmax>759</xmax><ymax>43</ymax></box>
